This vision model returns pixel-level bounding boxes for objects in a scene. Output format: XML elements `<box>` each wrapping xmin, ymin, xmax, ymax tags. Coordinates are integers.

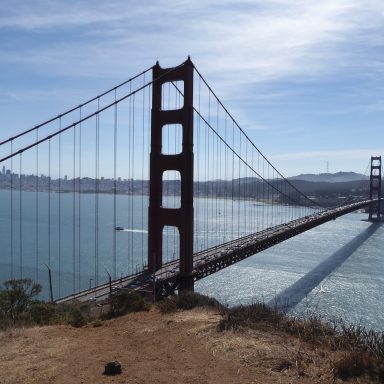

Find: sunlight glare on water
<box><xmin>196</xmin><ymin>212</ymin><xmax>384</xmax><ymax>331</ymax></box>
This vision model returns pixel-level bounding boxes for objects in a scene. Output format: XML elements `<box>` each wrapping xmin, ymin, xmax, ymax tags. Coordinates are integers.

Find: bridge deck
<box><xmin>57</xmin><ymin>199</ymin><xmax>376</xmax><ymax>303</ymax></box>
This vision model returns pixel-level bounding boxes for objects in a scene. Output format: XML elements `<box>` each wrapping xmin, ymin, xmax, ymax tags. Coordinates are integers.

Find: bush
<box><xmin>106</xmin><ymin>290</ymin><xmax>150</xmax><ymax>319</ymax></box>
<box><xmin>177</xmin><ymin>291</ymin><xmax>222</xmax><ymax>310</ymax></box>
<box><xmin>0</xmin><ymin>278</ymin><xmax>42</xmax><ymax>324</ymax></box>
<box><xmin>218</xmin><ymin>302</ymin><xmax>283</xmax><ymax>331</ymax></box>
<box><xmin>157</xmin><ymin>296</ymin><xmax>179</xmax><ymax>314</ymax></box>
<box><xmin>29</xmin><ymin>302</ymin><xmax>58</xmax><ymax>325</ymax></box>
<box><xmin>20</xmin><ymin>299</ymin><xmax>92</xmax><ymax>328</ymax></box>
<box><xmin>0</xmin><ymin>278</ymin><xmax>106</xmax><ymax>328</ymax></box>
<box><xmin>282</xmin><ymin>314</ymin><xmax>336</xmax><ymax>345</ymax></box>
<box><xmin>69</xmin><ymin>308</ymin><xmax>87</xmax><ymax>327</ymax></box>
<box><xmin>157</xmin><ymin>291</ymin><xmax>223</xmax><ymax>314</ymax></box>
<box><xmin>332</xmin><ymin>351</ymin><xmax>384</xmax><ymax>380</ymax></box>
<box><xmin>53</xmin><ymin>301</ymin><xmax>92</xmax><ymax>327</ymax></box>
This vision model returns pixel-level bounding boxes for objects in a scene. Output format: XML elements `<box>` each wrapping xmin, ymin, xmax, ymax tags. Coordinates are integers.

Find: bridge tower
<box><xmin>368</xmin><ymin>156</ymin><xmax>382</xmax><ymax>221</ymax></box>
<box><xmin>148</xmin><ymin>58</ymin><xmax>194</xmax><ymax>291</ymax></box>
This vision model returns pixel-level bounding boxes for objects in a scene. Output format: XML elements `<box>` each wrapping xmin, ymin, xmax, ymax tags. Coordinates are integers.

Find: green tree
<box><xmin>0</xmin><ymin>278</ymin><xmax>42</xmax><ymax>323</ymax></box>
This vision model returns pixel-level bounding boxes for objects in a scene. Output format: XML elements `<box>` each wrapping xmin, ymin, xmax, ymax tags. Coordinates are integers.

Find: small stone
<box><xmin>104</xmin><ymin>361</ymin><xmax>122</xmax><ymax>375</ymax></box>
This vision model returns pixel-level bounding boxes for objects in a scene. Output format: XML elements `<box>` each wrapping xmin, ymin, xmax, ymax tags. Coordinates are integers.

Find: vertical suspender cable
<box><xmin>231</xmin><ymin>121</ymin><xmax>235</xmax><ymax>240</ymax></box>
<box><xmin>258</xmin><ymin>152</ymin><xmax>260</xmax><ymax>231</ymax></box>
<box><xmin>127</xmin><ymin>83</ymin><xmax>131</xmax><ymax>275</ymax></box>
<box><xmin>113</xmin><ymin>89</ymin><xmax>117</xmax><ymax>279</ymax></box>
<box><xmin>19</xmin><ymin>153</ymin><xmax>22</xmax><ymax>278</ymax></box>
<box><xmin>206</xmin><ymin>90</ymin><xmax>211</xmax><ymax>249</ymax></box>
<box><xmin>48</xmin><ymin>139</ymin><xmax>51</xmax><ymax>269</ymax></box>
<box><xmin>95</xmin><ymin>99</ymin><xmax>100</xmax><ymax>286</ymax></box>
<box><xmin>217</xmin><ymin>102</ymin><xmax>221</xmax><ymax>244</ymax></box>
<box><xmin>195</xmin><ymin>74</ymin><xmax>201</xmax><ymax>251</ymax></box>
<box><xmin>252</xmin><ymin>144</ymin><xmax>255</xmax><ymax>232</ymax></box>
<box><xmin>165</xmin><ymin>84</ymin><xmax>170</xmax><ymax>260</ymax></box>
<box><xmin>267</xmin><ymin>162</ymin><xmax>270</xmax><ymax>227</ymax></box>
<box><xmin>270</xmin><ymin>168</ymin><xmax>273</xmax><ymax>226</ymax></box>
<box><xmin>141</xmin><ymin>75</ymin><xmax>145</xmax><ymax>267</ymax></box>
<box><xmin>10</xmin><ymin>140</ymin><xmax>13</xmax><ymax>278</ymax></box>
<box><xmin>224</xmin><ymin>113</ymin><xmax>228</xmax><ymax>242</ymax></box>
<box><xmin>72</xmin><ymin>122</ymin><xmax>76</xmax><ymax>294</ymax></box>
<box><xmin>58</xmin><ymin>118</ymin><xmax>62</xmax><ymax>297</ymax></box>
<box><xmin>78</xmin><ymin>108</ymin><xmax>82</xmax><ymax>290</ymax></box>
<box><xmin>262</xmin><ymin>157</ymin><xmax>265</xmax><ymax>230</ymax></box>
<box><xmin>35</xmin><ymin>130</ymin><xmax>39</xmax><ymax>283</ymax></box>
<box><xmin>245</xmin><ymin>139</ymin><xmax>248</xmax><ymax>235</ymax></box>
<box><xmin>271</xmin><ymin>167</ymin><xmax>273</xmax><ymax>226</ymax></box>
<box><xmin>214</xmin><ymin>100</ymin><xmax>218</xmax><ymax>245</ymax></box>
<box><xmin>131</xmin><ymin>93</ymin><xmax>135</xmax><ymax>271</ymax></box>
<box><xmin>238</xmin><ymin>130</ymin><xmax>241</xmax><ymax>238</ymax></box>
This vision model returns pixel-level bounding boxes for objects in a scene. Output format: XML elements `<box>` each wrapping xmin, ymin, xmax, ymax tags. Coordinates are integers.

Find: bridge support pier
<box><xmin>148</xmin><ymin>58</ymin><xmax>194</xmax><ymax>292</ymax></box>
<box><xmin>368</xmin><ymin>156</ymin><xmax>381</xmax><ymax>222</ymax></box>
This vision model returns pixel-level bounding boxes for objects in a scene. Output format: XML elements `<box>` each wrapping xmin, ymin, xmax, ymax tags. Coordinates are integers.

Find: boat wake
<box><xmin>115</xmin><ymin>227</ymin><xmax>148</xmax><ymax>234</ymax></box>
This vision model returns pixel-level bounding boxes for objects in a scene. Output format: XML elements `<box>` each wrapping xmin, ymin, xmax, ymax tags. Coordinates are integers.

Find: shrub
<box><xmin>53</xmin><ymin>301</ymin><xmax>92</xmax><ymax>326</ymax></box>
<box><xmin>106</xmin><ymin>290</ymin><xmax>150</xmax><ymax>319</ymax></box>
<box><xmin>178</xmin><ymin>291</ymin><xmax>222</xmax><ymax>310</ymax></box>
<box><xmin>0</xmin><ymin>278</ymin><xmax>42</xmax><ymax>324</ymax></box>
<box><xmin>157</xmin><ymin>296</ymin><xmax>179</xmax><ymax>314</ymax></box>
<box><xmin>282</xmin><ymin>314</ymin><xmax>336</xmax><ymax>345</ymax></box>
<box><xmin>332</xmin><ymin>351</ymin><xmax>384</xmax><ymax>380</ymax></box>
<box><xmin>157</xmin><ymin>291</ymin><xmax>223</xmax><ymax>314</ymax></box>
<box><xmin>0</xmin><ymin>278</ymin><xmax>105</xmax><ymax>328</ymax></box>
<box><xmin>69</xmin><ymin>308</ymin><xmax>87</xmax><ymax>327</ymax></box>
<box><xmin>218</xmin><ymin>302</ymin><xmax>283</xmax><ymax>331</ymax></box>
<box><xmin>29</xmin><ymin>302</ymin><xmax>58</xmax><ymax>325</ymax></box>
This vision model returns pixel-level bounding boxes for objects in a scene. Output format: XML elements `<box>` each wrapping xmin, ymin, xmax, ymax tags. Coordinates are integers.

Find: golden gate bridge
<box><xmin>0</xmin><ymin>58</ymin><xmax>382</xmax><ymax>302</ymax></box>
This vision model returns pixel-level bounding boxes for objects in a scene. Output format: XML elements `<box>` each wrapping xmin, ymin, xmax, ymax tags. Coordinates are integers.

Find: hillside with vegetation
<box><xmin>0</xmin><ymin>280</ymin><xmax>383</xmax><ymax>383</ymax></box>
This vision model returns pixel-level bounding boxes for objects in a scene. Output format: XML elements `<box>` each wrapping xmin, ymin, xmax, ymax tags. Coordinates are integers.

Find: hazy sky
<box><xmin>0</xmin><ymin>0</ymin><xmax>383</xmax><ymax>176</ymax></box>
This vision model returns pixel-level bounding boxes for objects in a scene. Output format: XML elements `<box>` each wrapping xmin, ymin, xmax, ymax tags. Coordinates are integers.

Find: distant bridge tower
<box><xmin>148</xmin><ymin>58</ymin><xmax>194</xmax><ymax>291</ymax></box>
<box><xmin>368</xmin><ymin>156</ymin><xmax>382</xmax><ymax>221</ymax></box>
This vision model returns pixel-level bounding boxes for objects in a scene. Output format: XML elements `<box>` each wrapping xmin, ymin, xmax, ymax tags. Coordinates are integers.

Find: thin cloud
<box><xmin>1</xmin><ymin>0</ymin><xmax>383</xmax><ymax>86</ymax></box>
<box><xmin>271</xmin><ymin>149</ymin><xmax>384</xmax><ymax>161</ymax></box>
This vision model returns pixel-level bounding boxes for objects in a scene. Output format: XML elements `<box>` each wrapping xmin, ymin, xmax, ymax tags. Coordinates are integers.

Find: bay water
<box><xmin>0</xmin><ymin>190</ymin><xmax>383</xmax><ymax>330</ymax></box>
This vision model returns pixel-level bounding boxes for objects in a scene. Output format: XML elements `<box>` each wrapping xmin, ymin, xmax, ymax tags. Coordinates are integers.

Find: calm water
<box><xmin>0</xmin><ymin>190</ymin><xmax>383</xmax><ymax>330</ymax></box>
<box><xmin>196</xmin><ymin>212</ymin><xmax>384</xmax><ymax>330</ymax></box>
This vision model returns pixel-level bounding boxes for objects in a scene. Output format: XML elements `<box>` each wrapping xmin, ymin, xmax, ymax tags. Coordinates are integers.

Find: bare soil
<box><xmin>0</xmin><ymin>308</ymin><xmax>375</xmax><ymax>383</ymax></box>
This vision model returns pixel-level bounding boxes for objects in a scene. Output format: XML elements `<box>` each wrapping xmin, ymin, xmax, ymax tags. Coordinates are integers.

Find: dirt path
<box><xmin>0</xmin><ymin>308</ymin><xmax>373</xmax><ymax>383</ymax></box>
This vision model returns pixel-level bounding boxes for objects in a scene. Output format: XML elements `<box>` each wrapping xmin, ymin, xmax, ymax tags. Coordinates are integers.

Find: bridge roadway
<box><xmin>57</xmin><ymin>199</ymin><xmax>377</xmax><ymax>303</ymax></box>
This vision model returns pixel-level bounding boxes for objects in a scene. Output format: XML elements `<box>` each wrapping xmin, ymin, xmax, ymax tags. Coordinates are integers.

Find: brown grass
<box><xmin>2</xmin><ymin>290</ymin><xmax>384</xmax><ymax>383</ymax></box>
<box><xmin>218</xmin><ymin>302</ymin><xmax>384</xmax><ymax>381</ymax></box>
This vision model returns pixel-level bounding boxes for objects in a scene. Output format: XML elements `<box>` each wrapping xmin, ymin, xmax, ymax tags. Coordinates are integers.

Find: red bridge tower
<box><xmin>148</xmin><ymin>58</ymin><xmax>194</xmax><ymax>291</ymax></box>
<box><xmin>368</xmin><ymin>156</ymin><xmax>382</xmax><ymax>221</ymax></box>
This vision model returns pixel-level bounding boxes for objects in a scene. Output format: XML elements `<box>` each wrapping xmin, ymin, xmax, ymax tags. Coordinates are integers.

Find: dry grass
<box><xmin>332</xmin><ymin>351</ymin><xmax>384</xmax><ymax>381</ymax></box>
<box><xmin>2</xmin><ymin>288</ymin><xmax>384</xmax><ymax>383</ymax></box>
<box><xmin>218</xmin><ymin>302</ymin><xmax>384</xmax><ymax>382</ymax></box>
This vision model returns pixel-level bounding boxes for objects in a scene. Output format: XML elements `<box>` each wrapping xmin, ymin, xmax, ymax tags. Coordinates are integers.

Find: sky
<box><xmin>0</xmin><ymin>0</ymin><xmax>383</xmax><ymax>177</ymax></box>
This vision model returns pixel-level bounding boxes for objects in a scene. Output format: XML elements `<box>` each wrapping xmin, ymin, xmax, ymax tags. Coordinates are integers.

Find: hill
<box><xmin>288</xmin><ymin>171</ymin><xmax>368</xmax><ymax>183</ymax></box>
<box><xmin>0</xmin><ymin>306</ymin><xmax>380</xmax><ymax>383</ymax></box>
